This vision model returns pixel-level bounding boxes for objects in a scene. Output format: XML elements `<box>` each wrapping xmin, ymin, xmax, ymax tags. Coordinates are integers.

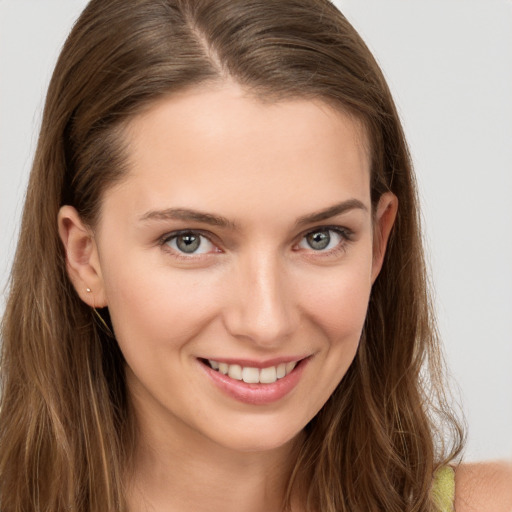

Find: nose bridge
<box><xmin>225</xmin><ymin>248</ymin><xmax>296</xmax><ymax>346</ymax></box>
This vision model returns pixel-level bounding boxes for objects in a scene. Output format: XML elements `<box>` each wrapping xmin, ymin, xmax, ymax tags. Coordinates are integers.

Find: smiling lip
<box><xmin>198</xmin><ymin>356</ymin><xmax>309</xmax><ymax>405</ymax></box>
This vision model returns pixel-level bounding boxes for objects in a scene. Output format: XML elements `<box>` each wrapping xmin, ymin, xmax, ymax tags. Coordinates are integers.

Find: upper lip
<box><xmin>199</xmin><ymin>355</ymin><xmax>310</xmax><ymax>368</ymax></box>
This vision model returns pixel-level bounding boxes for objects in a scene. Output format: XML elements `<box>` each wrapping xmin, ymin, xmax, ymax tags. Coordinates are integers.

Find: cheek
<box><xmin>312</xmin><ymin>280</ymin><xmax>370</xmax><ymax>331</ymax></box>
<box><xmin>300</xmin><ymin>256</ymin><xmax>372</xmax><ymax>369</ymax></box>
<box><xmin>100</xmin><ymin>253</ymin><xmax>225</xmax><ymax>353</ymax></box>
<box><xmin>100</xmin><ymin>234</ymin><xmax>374</xmax><ymax>357</ymax></box>
<box><xmin>315</xmin><ymin>282</ymin><xmax>370</xmax><ymax>365</ymax></box>
<box><xmin>300</xmin><ymin>258</ymin><xmax>373</xmax><ymax>339</ymax></box>
<box><xmin>292</xmin><ymin>262</ymin><xmax>372</xmax><ymax>416</ymax></box>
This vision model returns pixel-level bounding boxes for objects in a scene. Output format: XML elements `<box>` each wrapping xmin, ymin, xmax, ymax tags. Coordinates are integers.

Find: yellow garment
<box><xmin>432</xmin><ymin>466</ymin><xmax>455</xmax><ymax>512</ymax></box>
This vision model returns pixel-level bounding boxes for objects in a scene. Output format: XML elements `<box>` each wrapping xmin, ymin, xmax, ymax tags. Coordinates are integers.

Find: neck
<box><xmin>126</xmin><ymin>390</ymin><xmax>304</xmax><ymax>512</ymax></box>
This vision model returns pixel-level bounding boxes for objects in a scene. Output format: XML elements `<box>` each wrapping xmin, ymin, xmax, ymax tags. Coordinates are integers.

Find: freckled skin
<box><xmin>92</xmin><ymin>82</ymin><xmax>395</xmax><ymax>455</ymax></box>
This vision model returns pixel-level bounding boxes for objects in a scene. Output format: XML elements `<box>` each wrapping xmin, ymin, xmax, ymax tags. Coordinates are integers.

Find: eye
<box><xmin>164</xmin><ymin>231</ymin><xmax>216</xmax><ymax>255</ymax></box>
<box><xmin>297</xmin><ymin>228</ymin><xmax>347</xmax><ymax>252</ymax></box>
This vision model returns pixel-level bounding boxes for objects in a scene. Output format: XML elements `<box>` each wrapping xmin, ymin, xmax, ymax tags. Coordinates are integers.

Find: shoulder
<box><xmin>454</xmin><ymin>460</ymin><xmax>512</xmax><ymax>512</ymax></box>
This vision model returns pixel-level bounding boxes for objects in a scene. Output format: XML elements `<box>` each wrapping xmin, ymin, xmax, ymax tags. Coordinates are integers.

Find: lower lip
<box><xmin>199</xmin><ymin>359</ymin><xmax>308</xmax><ymax>405</ymax></box>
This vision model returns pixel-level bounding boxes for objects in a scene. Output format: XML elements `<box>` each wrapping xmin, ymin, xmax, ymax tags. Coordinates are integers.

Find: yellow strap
<box><xmin>432</xmin><ymin>466</ymin><xmax>455</xmax><ymax>512</ymax></box>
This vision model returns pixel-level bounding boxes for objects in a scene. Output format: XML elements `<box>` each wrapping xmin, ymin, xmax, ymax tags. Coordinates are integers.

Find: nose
<box><xmin>223</xmin><ymin>251</ymin><xmax>298</xmax><ymax>348</ymax></box>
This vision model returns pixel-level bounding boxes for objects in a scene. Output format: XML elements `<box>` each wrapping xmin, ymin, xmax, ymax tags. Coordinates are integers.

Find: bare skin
<box><xmin>127</xmin><ymin>418</ymin><xmax>303</xmax><ymax>512</ymax></box>
<box><xmin>59</xmin><ymin>82</ymin><xmax>396</xmax><ymax>511</ymax></box>
<box><xmin>58</xmin><ymin>82</ymin><xmax>510</xmax><ymax>511</ymax></box>
<box><xmin>455</xmin><ymin>461</ymin><xmax>512</xmax><ymax>512</ymax></box>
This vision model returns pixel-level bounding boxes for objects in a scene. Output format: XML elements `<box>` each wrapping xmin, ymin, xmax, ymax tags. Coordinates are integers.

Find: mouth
<box><xmin>199</xmin><ymin>356</ymin><xmax>309</xmax><ymax>405</ymax></box>
<box><xmin>200</xmin><ymin>358</ymin><xmax>299</xmax><ymax>384</ymax></box>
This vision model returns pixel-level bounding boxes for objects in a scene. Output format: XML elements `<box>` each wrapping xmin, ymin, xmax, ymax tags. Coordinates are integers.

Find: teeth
<box><xmin>259</xmin><ymin>366</ymin><xmax>277</xmax><ymax>384</ymax></box>
<box><xmin>207</xmin><ymin>359</ymin><xmax>298</xmax><ymax>383</ymax></box>
<box><xmin>242</xmin><ymin>367</ymin><xmax>260</xmax><ymax>384</ymax></box>
<box><xmin>276</xmin><ymin>363</ymin><xmax>286</xmax><ymax>379</ymax></box>
<box><xmin>285</xmin><ymin>361</ymin><xmax>297</xmax><ymax>373</ymax></box>
<box><xmin>228</xmin><ymin>364</ymin><xmax>242</xmax><ymax>380</ymax></box>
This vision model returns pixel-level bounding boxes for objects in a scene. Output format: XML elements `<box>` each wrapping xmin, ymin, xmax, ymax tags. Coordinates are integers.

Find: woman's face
<box><xmin>64</xmin><ymin>82</ymin><xmax>396</xmax><ymax>454</ymax></box>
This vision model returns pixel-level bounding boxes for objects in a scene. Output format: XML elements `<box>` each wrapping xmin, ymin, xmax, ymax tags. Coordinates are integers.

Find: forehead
<box><xmin>105</xmin><ymin>83</ymin><xmax>371</xmax><ymax>224</ymax></box>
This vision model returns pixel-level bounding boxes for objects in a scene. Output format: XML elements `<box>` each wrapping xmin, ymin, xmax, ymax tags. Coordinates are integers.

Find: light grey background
<box><xmin>1</xmin><ymin>0</ymin><xmax>511</xmax><ymax>461</ymax></box>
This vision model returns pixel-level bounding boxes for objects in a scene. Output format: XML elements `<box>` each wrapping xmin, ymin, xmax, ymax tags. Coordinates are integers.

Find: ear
<box><xmin>371</xmin><ymin>192</ymin><xmax>398</xmax><ymax>283</ymax></box>
<box><xmin>58</xmin><ymin>205</ymin><xmax>107</xmax><ymax>307</ymax></box>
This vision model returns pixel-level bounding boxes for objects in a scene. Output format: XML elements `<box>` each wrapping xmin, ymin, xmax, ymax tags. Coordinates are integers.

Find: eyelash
<box><xmin>294</xmin><ymin>226</ymin><xmax>353</xmax><ymax>257</ymax></box>
<box><xmin>159</xmin><ymin>229</ymin><xmax>220</xmax><ymax>260</ymax></box>
<box><xmin>159</xmin><ymin>226</ymin><xmax>353</xmax><ymax>259</ymax></box>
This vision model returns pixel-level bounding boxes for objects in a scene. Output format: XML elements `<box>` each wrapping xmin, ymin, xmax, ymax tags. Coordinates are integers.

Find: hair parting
<box><xmin>0</xmin><ymin>1</ymin><xmax>464</xmax><ymax>511</ymax></box>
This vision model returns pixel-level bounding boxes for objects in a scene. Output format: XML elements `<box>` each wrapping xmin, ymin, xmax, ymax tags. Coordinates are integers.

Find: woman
<box><xmin>0</xmin><ymin>0</ymin><xmax>510</xmax><ymax>511</ymax></box>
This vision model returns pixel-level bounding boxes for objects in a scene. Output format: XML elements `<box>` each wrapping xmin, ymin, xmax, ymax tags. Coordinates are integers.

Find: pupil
<box><xmin>177</xmin><ymin>234</ymin><xmax>200</xmax><ymax>253</ymax></box>
<box><xmin>307</xmin><ymin>231</ymin><xmax>330</xmax><ymax>250</ymax></box>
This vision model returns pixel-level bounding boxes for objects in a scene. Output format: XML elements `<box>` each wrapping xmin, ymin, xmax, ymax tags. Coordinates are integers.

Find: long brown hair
<box><xmin>0</xmin><ymin>1</ymin><xmax>464</xmax><ymax>510</ymax></box>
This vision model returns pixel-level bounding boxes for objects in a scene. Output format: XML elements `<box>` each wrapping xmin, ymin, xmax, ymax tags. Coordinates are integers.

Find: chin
<box><xmin>198</xmin><ymin>416</ymin><xmax>304</xmax><ymax>453</ymax></box>
<box><xmin>215</xmin><ymin>428</ymin><xmax>303</xmax><ymax>455</ymax></box>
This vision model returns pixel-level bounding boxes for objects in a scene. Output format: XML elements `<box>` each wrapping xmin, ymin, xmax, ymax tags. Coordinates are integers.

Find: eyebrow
<box><xmin>294</xmin><ymin>198</ymin><xmax>368</xmax><ymax>227</ymax></box>
<box><xmin>139</xmin><ymin>208</ymin><xmax>239</xmax><ymax>230</ymax></box>
<box><xmin>139</xmin><ymin>198</ymin><xmax>367</xmax><ymax>229</ymax></box>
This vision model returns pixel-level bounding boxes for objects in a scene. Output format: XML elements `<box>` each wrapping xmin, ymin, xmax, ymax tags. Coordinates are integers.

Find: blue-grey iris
<box><xmin>176</xmin><ymin>233</ymin><xmax>201</xmax><ymax>253</ymax></box>
<box><xmin>306</xmin><ymin>230</ymin><xmax>330</xmax><ymax>250</ymax></box>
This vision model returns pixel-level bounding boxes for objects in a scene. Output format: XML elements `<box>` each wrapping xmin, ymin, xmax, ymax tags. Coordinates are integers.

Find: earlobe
<box><xmin>57</xmin><ymin>205</ymin><xmax>107</xmax><ymax>307</ymax></box>
<box><xmin>371</xmin><ymin>192</ymin><xmax>398</xmax><ymax>283</ymax></box>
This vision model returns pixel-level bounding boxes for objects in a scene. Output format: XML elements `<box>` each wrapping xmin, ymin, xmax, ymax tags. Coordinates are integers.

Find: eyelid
<box><xmin>294</xmin><ymin>225</ymin><xmax>354</xmax><ymax>254</ymax></box>
<box><xmin>298</xmin><ymin>225</ymin><xmax>353</xmax><ymax>242</ymax></box>
<box><xmin>159</xmin><ymin>229</ymin><xmax>222</xmax><ymax>256</ymax></box>
<box><xmin>157</xmin><ymin>225</ymin><xmax>353</xmax><ymax>259</ymax></box>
